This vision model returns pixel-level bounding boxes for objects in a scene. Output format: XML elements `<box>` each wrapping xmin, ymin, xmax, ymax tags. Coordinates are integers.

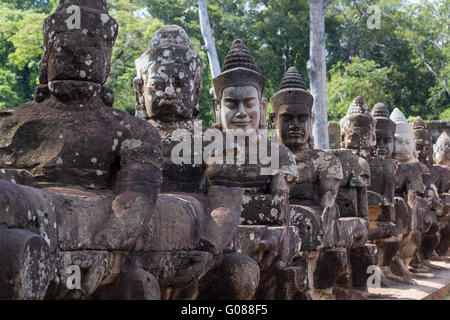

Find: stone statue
<box><xmin>368</xmin><ymin>103</ymin><xmax>405</xmax><ymax>285</ymax></box>
<box><xmin>433</xmin><ymin>131</ymin><xmax>450</xmax><ymax>258</ymax></box>
<box><xmin>270</xmin><ymin>67</ymin><xmax>359</xmax><ymax>300</ymax></box>
<box><xmin>413</xmin><ymin>120</ymin><xmax>450</xmax><ymax>263</ymax></box>
<box><xmin>434</xmin><ymin>131</ymin><xmax>450</xmax><ymax>167</ymax></box>
<box><xmin>204</xmin><ymin>40</ymin><xmax>304</xmax><ymax>299</ymax></box>
<box><xmin>129</xmin><ymin>26</ymin><xmax>259</xmax><ymax>300</ymax></box>
<box><xmin>0</xmin><ymin>0</ymin><xmax>162</xmax><ymax>299</ymax></box>
<box><xmin>329</xmin><ymin>97</ymin><xmax>379</xmax><ymax>298</ymax></box>
<box><xmin>389</xmin><ymin>108</ymin><xmax>427</xmax><ymax>284</ymax></box>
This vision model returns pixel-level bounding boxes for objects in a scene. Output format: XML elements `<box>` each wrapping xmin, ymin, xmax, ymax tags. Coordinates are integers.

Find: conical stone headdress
<box><xmin>340</xmin><ymin>96</ymin><xmax>376</xmax><ymax>152</ymax></box>
<box><xmin>270</xmin><ymin>67</ymin><xmax>313</xmax><ymax>113</ymax></box>
<box><xmin>434</xmin><ymin>131</ymin><xmax>450</xmax><ymax>153</ymax></box>
<box><xmin>390</xmin><ymin>108</ymin><xmax>413</xmax><ymax>136</ymax></box>
<box><xmin>341</xmin><ymin>96</ymin><xmax>375</xmax><ymax>132</ymax></box>
<box><xmin>213</xmin><ymin>39</ymin><xmax>266</xmax><ymax>100</ymax></box>
<box><xmin>371</xmin><ymin>103</ymin><xmax>395</xmax><ymax>134</ymax></box>
<box><xmin>413</xmin><ymin>116</ymin><xmax>427</xmax><ymax>131</ymax></box>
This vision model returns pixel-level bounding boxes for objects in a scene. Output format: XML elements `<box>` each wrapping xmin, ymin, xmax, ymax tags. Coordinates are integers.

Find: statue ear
<box><xmin>133</xmin><ymin>77</ymin><xmax>148</xmax><ymax>119</ymax></box>
<box><xmin>269</xmin><ymin>112</ymin><xmax>276</xmax><ymax>129</ymax></box>
<box><xmin>133</xmin><ymin>77</ymin><xmax>144</xmax><ymax>105</ymax></box>
<box><xmin>260</xmin><ymin>97</ymin><xmax>268</xmax><ymax>129</ymax></box>
<box><xmin>213</xmin><ymin>99</ymin><xmax>222</xmax><ymax>129</ymax></box>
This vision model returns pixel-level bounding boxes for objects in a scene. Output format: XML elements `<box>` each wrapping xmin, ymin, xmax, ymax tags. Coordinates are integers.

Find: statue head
<box><xmin>134</xmin><ymin>25</ymin><xmax>204</xmax><ymax>121</ymax></box>
<box><xmin>39</xmin><ymin>0</ymin><xmax>118</xmax><ymax>85</ymax></box>
<box><xmin>413</xmin><ymin>117</ymin><xmax>433</xmax><ymax>167</ymax></box>
<box><xmin>212</xmin><ymin>39</ymin><xmax>267</xmax><ymax>133</ymax></box>
<box><xmin>340</xmin><ymin>96</ymin><xmax>376</xmax><ymax>158</ymax></box>
<box><xmin>390</xmin><ymin>108</ymin><xmax>418</xmax><ymax>163</ymax></box>
<box><xmin>371</xmin><ymin>103</ymin><xmax>395</xmax><ymax>159</ymax></box>
<box><xmin>270</xmin><ymin>67</ymin><xmax>314</xmax><ymax>150</ymax></box>
<box><xmin>434</xmin><ymin>131</ymin><xmax>450</xmax><ymax>166</ymax></box>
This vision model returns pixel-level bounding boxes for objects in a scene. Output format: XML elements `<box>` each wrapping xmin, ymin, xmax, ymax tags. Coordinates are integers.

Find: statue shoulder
<box><xmin>328</xmin><ymin>149</ymin><xmax>370</xmax><ymax>187</ymax></box>
<box><xmin>308</xmin><ymin>149</ymin><xmax>343</xmax><ymax>181</ymax></box>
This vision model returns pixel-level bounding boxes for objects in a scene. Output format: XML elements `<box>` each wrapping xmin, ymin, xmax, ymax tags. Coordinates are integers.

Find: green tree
<box><xmin>106</xmin><ymin>0</ymin><xmax>164</xmax><ymax>114</ymax></box>
<box><xmin>0</xmin><ymin>3</ymin><xmax>47</xmax><ymax>108</ymax></box>
<box><xmin>327</xmin><ymin>56</ymin><xmax>391</xmax><ymax>120</ymax></box>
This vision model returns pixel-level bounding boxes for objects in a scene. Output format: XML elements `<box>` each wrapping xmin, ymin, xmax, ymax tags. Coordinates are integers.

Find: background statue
<box><xmin>369</xmin><ymin>103</ymin><xmax>404</xmax><ymax>285</ymax></box>
<box><xmin>270</xmin><ymin>67</ymin><xmax>355</xmax><ymax>300</ymax></box>
<box><xmin>389</xmin><ymin>108</ymin><xmax>427</xmax><ymax>284</ymax></box>
<box><xmin>329</xmin><ymin>96</ymin><xmax>378</xmax><ymax>299</ymax></box>
<box><xmin>129</xmin><ymin>26</ymin><xmax>259</xmax><ymax>300</ymax></box>
<box><xmin>205</xmin><ymin>40</ymin><xmax>304</xmax><ymax>299</ymax></box>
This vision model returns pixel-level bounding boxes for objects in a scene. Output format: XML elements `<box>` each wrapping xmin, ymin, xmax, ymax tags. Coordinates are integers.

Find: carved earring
<box><xmin>212</xmin><ymin>100</ymin><xmax>222</xmax><ymax>130</ymax></box>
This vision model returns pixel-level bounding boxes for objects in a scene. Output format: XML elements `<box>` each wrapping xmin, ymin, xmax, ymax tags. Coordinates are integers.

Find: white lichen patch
<box><xmin>112</xmin><ymin>139</ymin><xmax>119</xmax><ymax>151</ymax></box>
<box><xmin>0</xmin><ymin>169</ymin><xmax>5</xmax><ymax>174</ymax></box>
<box><xmin>270</xmin><ymin>208</ymin><xmax>278</xmax><ymax>218</ymax></box>
<box><xmin>80</xmin><ymin>70</ymin><xmax>86</xmax><ymax>78</ymax></box>
<box><xmin>56</xmin><ymin>157</ymin><xmax>63</xmax><ymax>165</ymax></box>
<box><xmin>122</xmin><ymin>139</ymin><xmax>142</xmax><ymax>150</ymax></box>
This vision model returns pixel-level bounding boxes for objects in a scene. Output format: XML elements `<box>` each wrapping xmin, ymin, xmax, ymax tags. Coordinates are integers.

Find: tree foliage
<box><xmin>0</xmin><ymin>0</ymin><xmax>448</xmax><ymax>121</ymax></box>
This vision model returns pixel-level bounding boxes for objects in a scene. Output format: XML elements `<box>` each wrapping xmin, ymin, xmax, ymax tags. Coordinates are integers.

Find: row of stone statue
<box><xmin>0</xmin><ymin>0</ymin><xmax>448</xmax><ymax>300</ymax></box>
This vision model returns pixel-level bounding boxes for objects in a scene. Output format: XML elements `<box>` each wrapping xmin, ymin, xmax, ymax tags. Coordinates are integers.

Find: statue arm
<box><xmin>319</xmin><ymin>178</ymin><xmax>340</xmax><ymax>212</ymax></box>
<box><xmin>93</xmin><ymin>126</ymin><xmax>162</xmax><ymax>250</ymax></box>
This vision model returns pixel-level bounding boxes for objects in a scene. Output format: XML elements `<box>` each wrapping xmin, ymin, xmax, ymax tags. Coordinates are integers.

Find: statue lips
<box><xmin>232</xmin><ymin>120</ymin><xmax>252</xmax><ymax>127</ymax></box>
<box><xmin>378</xmin><ymin>147</ymin><xmax>387</xmax><ymax>156</ymax></box>
<box><xmin>288</xmin><ymin>131</ymin><xmax>305</xmax><ymax>138</ymax></box>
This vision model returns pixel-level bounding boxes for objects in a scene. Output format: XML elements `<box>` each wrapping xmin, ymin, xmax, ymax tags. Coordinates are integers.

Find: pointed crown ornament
<box><xmin>270</xmin><ymin>67</ymin><xmax>313</xmax><ymax>114</ymax></box>
<box><xmin>371</xmin><ymin>103</ymin><xmax>395</xmax><ymax>134</ymax></box>
<box><xmin>212</xmin><ymin>39</ymin><xmax>266</xmax><ymax>100</ymax></box>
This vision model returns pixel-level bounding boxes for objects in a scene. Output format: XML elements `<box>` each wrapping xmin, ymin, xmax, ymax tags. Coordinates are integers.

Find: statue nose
<box><xmin>236</xmin><ymin>102</ymin><xmax>247</xmax><ymax>118</ymax></box>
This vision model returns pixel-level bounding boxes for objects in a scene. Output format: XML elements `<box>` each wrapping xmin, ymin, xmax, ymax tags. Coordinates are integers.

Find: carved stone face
<box><xmin>415</xmin><ymin>136</ymin><xmax>433</xmax><ymax>167</ymax></box>
<box><xmin>46</xmin><ymin>32</ymin><xmax>114</xmax><ymax>84</ymax></box>
<box><xmin>135</xmin><ymin>26</ymin><xmax>204</xmax><ymax>121</ymax></box>
<box><xmin>41</xmin><ymin>4</ymin><xmax>118</xmax><ymax>85</ymax></box>
<box><xmin>273</xmin><ymin>104</ymin><xmax>312</xmax><ymax>149</ymax></box>
<box><xmin>139</xmin><ymin>48</ymin><xmax>203</xmax><ymax>120</ymax></box>
<box><xmin>394</xmin><ymin>132</ymin><xmax>417</xmax><ymax>163</ymax></box>
<box><xmin>342</xmin><ymin>126</ymin><xmax>372</xmax><ymax>153</ymax></box>
<box><xmin>216</xmin><ymin>86</ymin><xmax>267</xmax><ymax>133</ymax></box>
<box><xmin>435</xmin><ymin>149</ymin><xmax>450</xmax><ymax>166</ymax></box>
<box><xmin>375</xmin><ymin>128</ymin><xmax>394</xmax><ymax>159</ymax></box>
<box><xmin>434</xmin><ymin>133</ymin><xmax>450</xmax><ymax>166</ymax></box>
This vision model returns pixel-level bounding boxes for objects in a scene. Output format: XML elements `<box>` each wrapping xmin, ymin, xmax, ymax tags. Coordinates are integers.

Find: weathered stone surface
<box><xmin>135</xmin><ymin>25</ymin><xmax>204</xmax><ymax>121</ymax></box>
<box><xmin>434</xmin><ymin>131</ymin><xmax>450</xmax><ymax>167</ymax></box>
<box><xmin>93</xmin><ymin>268</ymin><xmax>161</xmax><ymax>300</ymax></box>
<box><xmin>337</xmin><ymin>217</ymin><xmax>368</xmax><ymax>249</ymax></box>
<box><xmin>45</xmin><ymin>250</ymin><xmax>116</xmax><ymax>300</ymax></box>
<box><xmin>128</xmin><ymin>251</ymin><xmax>214</xmax><ymax>290</ymax></box>
<box><xmin>313</xmin><ymin>248</ymin><xmax>347</xmax><ymax>289</ymax></box>
<box><xmin>290</xmin><ymin>205</ymin><xmax>323</xmax><ymax>251</ymax></box>
<box><xmin>197</xmin><ymin>252</ymin><xmax>260</xmax><ymax>300</ymax></box>
<box><xmin>328</xmin><ymin>122</ymin><xmax>340</xmax><ymax>149</ymax></box>
<box><xmin>0</xmin><ymin>0</ymin><xmax>162</xmax><ymax>300</ymax></box>
<box><xmin>349</xmin><ymin>244</ymin><xmax>377</xmax><ymax>289</ymax></box>
<box><xmin>0</xmin><ymin>228</ymin><xmax>52</xmax><ymax>300</ymax></box>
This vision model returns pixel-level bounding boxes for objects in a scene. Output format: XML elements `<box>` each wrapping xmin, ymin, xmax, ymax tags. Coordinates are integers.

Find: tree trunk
<box><xmin>308</xmin><ymin>0</ymin><xmax>332</xmax><ymax>150</ymax></box>
<box><xmin>198</xmin><ymin>0</ymin><xmax>221</xmax><ymax>98</ymax></box>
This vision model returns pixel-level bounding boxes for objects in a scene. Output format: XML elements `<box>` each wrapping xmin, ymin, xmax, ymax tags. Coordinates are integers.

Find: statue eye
<box><xmin>224</xmin><ymin>100</ymin><xmax>236</xmax><ymax>109</ymax></box>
